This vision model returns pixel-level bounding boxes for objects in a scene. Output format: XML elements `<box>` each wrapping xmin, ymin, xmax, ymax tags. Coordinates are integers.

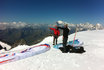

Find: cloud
<box><xmin>0</xmin><ymin>22</ymin><xmax>27</xmax><ymax>30</ymax></box>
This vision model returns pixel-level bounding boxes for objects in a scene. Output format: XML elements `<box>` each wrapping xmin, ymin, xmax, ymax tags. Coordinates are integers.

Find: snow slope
<box><xmin>0</xmin><ymin>30</ymin><xmax>104</xmax><ymax>70</ymax></box>
<box><xmin>0</xmin><ymin>41</ymin><xmax>11</xmax><ymax>51</ymax></box>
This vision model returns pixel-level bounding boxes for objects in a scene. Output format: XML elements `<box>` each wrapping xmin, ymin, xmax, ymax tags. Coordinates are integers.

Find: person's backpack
<box><xmin>68</xmin><ymin>45</ymin><xmax>85</xmax><ymax>53</ymax></box>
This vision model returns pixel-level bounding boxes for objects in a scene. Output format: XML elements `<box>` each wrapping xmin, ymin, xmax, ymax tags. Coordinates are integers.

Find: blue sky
<box><xmin>0</xmin><ymin>0</ymin><xmax>104</xmax><ymax>24</ymax></box>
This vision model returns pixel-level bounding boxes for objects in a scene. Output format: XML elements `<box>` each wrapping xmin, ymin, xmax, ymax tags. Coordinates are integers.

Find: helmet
<box><xmin>56</xmin><ymin>20</ymin><xmax>63</xmax><ymax>24</ymax></box>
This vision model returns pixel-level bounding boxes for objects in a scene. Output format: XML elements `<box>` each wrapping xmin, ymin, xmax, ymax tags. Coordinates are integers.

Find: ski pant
<box><xmin>63</xmin><ymin>37</ymin><xmax>68</xmax><ymax>51</ymax></box>
<box><xmin>53</xmin><ymin>35</ymin><xmax>58</xmax><ymax>45</ymax></box>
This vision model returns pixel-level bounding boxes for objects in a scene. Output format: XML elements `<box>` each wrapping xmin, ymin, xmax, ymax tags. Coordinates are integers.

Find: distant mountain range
<box><xmin>0</xmin><ymin>22</ymin><xmax>51</xmax><ymax>48</ymax></box>
<box><xmin>0</xmin><ymin>22</ymin><xmax>103</xmax><ymax>48</ymax></box>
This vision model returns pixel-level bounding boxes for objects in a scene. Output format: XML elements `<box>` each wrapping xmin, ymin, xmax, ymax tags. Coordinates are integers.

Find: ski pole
<box><xmin>72</xmin><ymin>25</ymin><xmax>78</xmax><ymax>47</ymax></box>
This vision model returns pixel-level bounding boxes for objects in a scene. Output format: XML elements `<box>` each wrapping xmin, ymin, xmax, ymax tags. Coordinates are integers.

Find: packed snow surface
<box><xmin>0</xmin><ymin>30</ymin><xmax>104</xmax><ymax>70</ymax></box>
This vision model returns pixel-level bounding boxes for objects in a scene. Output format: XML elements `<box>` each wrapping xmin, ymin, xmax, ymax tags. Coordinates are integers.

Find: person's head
<box><xmin>64</xmin><ymin>24</ymin><xmax>68</xmax><ymax>28</ymax></box>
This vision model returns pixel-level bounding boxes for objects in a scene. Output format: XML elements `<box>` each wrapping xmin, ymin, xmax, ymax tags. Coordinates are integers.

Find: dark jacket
<box><xmin>58</xmin><ymin>27</ymin><xmax>69</xmax><ymax>37</ymax></box>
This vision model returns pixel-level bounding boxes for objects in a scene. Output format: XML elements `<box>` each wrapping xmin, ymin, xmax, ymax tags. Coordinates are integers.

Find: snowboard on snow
<box><xmin>53</xmin><ymin>39</ymin><xmax>83</xmax><ymax>49</ymax></box>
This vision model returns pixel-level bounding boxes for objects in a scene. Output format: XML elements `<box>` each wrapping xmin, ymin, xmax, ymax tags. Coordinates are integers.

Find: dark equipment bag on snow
<box><xmin>59</xmin><ymin>45</ymin><xmax>86</xmax><ymax>53</ymax></box>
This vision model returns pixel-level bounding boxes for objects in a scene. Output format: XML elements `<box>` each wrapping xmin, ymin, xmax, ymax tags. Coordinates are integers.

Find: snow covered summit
<box><xmin>0</xmin><ymin>30</ymin><xmax>104</xmax><ymax>70</ymax></box>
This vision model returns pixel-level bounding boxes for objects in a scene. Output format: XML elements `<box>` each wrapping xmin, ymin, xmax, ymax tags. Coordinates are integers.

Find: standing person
<box><xmin>50</xmin><ymin>25</ymin><xmax>60</xmax><ymax>45</ymax></box>
<box><xmin>58</xmin><ymin>24</ymin><xmax>70</xmax><ymax>52</ymax></box>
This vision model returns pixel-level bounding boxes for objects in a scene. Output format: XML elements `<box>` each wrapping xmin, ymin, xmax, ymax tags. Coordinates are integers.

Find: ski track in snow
<box><xmin>0</xmin><ymin>30</ymin><xmax>104</xmax><ymax>70</ymax></box>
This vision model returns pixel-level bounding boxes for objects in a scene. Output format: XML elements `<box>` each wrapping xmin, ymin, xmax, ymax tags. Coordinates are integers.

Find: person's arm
<box><xmin>50</xmin><ymin>28</ymin><xmax>55</xmax><ymax>31</ymax></box>
<box><xmin>58</xmin><ymin>27</ymin><xmax>64</xmax><ymax>30</ymax></box>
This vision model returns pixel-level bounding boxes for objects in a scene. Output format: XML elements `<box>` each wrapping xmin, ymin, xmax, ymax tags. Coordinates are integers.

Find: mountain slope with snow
<box><xmin>0</xmin><ymin>41</ymin><xmax>11</xmax><ymax>51</ymax></box>
<box><xmin>0</xmin><ymin>30</ymin><xmax>104</xmax><ymax>70</ymax></box>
